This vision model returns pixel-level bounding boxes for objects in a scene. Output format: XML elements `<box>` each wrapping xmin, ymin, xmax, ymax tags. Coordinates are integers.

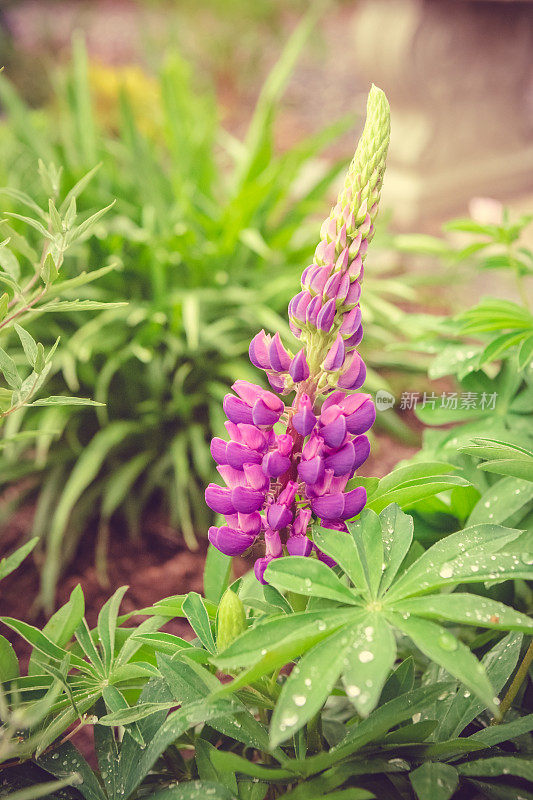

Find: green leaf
<box><xmin>367</xmin><ymin>476</ymin><xmax>470</xmax><ymax>515</ymax></box>
<box><xmin>0</xmin><ymin>245</ymin><xmax>20</xmax><ymax>281</ymax></box>
<box><xmin>410</xmin><ymin>762</ymin><xmax>459</xmax><ymax>800</ymax></box>
<box><xmin>377</xmin><ymin>462</ymin><xmax>457</xmax><ymax>493</ymax></box>
<box><xmin>14</xmin><ymin>323</ymin><xmax>38</xmax><ymax>366</ymax></box>
<box><xmin>348</xmin><ymin>510</ymin><xmax>384</xmax><ymax>599</ymax></box>
<box><xmin>468</xmin><ymin>477</ymin><xmax>533</xmax><ymax>526</ymax></box>
<box><xmin>389</xmin><ymin>613</ymin><xmax>498</xmax><ymax>714</ymax></box>
<box><xmin>131</xmin><ymin>631</ymin><xmax>193</xmax><ymax>655</ymax></box>
<box><xmin>459</xmin><ymin>756</ymin><xmax>533</xmax><ymax>782</ymax></box>
<box><xmin>122</xmin><ymin>697</ymin><xmax>238</xmax><ymax>796</ymax></box>
<box><xmin>437</xmin><ymin>633</ymin><xmax>522</xmax><ymax>740</ymax></box>
<box><xmin>37</xmin><ymin>741</ymin><xmax>106</xmax><ymax>800</ymax></box>
<box><xmin>29</xmin><ymin>584</ymin><xmax>85</xmax><ymax>675</ymax></box>
<box><xmin>0</xmin><ymin>345</ymin><xmax>21</xmax><ymax>389</ymax></box>
<box><xmin>206</xmin><ymin>750</ymin><xmax>293</xmax><ymax>782</ymax></box>
<box><xmin>0</xmin><ymin>633</ymin><xmax>19</xmax><ymax>681</ymax></box>
<box><xmin>312</xmin><ymin>525</ymin><xmax>367</xmax><ymax>595</ymax></box>
<box><xmin>204</xmin><ymin>544</ymin><xmax>232</xmax><ymax>605</ymax></box>
<box><xmin>379</xmin><ymin>504</ymin><xmax>414</xmax><ymax>594</ymax></box>
<box><xmin>75</xmin><ymin>618</ymin><xmax>104</xmax><ymax>672</ymax></box>
<box><xmin>100</xmin><ymin>452</ymin><xmax>151</xmax><ymax>518</ymax></box>
<box><xmin>98</xmin><ymin>700</ymin><xmax>175</xmax><ymax>726</ymax></box>
<box><xmin>97</xmin><ymin>585</ymin><xmax>129</xmax><ymax>671</ymax></box>
<box><xmin>183</xmin><ymin>592</ymin><xmax>217</xmax><ymax>654</ymax></box>
<box><xmin>28</xmin><ymin>396</ymin><xmax>104</xmax><ymax>407</ymax></box>
<box><xmin>297</xmin><ymin>683</ymin><xmax>454</xmax><ymax>776</ymax></box>
<box><xmin>59</xmin><ymin>163</ymin><xmax>101</xmax><ymax>215</ymax></box>
<box><xmin>41</xmin><ymin>421</ymin><xmax>137</xmax><ymax>609</ymax></box>
<box><xmin>387</xmin><ymin>523</ymin><xmax>523</xmax><ymax>601</ymax></box>
<box><xmin>393</xmin><ymin>594</ymin><xmax>533</xmax><ymax>633</ymax></box>
<box><xmin>0</xmin><ymin>537</ymin><xmax>38</xmax><ymax>580</ymax></box>
<box><xmin>148</xmin><ymin>782</ymin><xmax>238</xmax><ymax>800</ymax></box>
<box><xmin>66</xmin><ymin>201</ymin><xmax>116</xmax><ymax>245</ymax></box>
<box><xmin>340</xmin><ymin>613</ymin><xmax>396</xmax><ymax>717</ymax></box>
<box><xmin>0</xmin><ymin>617</ymin><xmax>90</xmax><ymax>674</ymax></box>
<box><xmin>270</xmin><ymin>623</ymin><xmax>359</xmax><ymax>747</ymax></box>
<box><xmin>213</xmin><ymin>609</ymin><xmax>358</xmax><ymax>694</ymax></box>
<box><xmin>518</xmin><ymin>333</ymin><xmax>533</xmax><ymax>370</ymax></box>
<box><xmin>470</xmin><ymin>714</ymin><xmax>533</xmax><ymax>747</ymax></box>
<box><xmin>265</xmin><ymin>557</ymin><xmax>359</xmax><ymax>605</ymax></box>
<box><xmin>4</xmin><ymin>211</ymin><xmax>55</xmax><ymax>240</ymax></box>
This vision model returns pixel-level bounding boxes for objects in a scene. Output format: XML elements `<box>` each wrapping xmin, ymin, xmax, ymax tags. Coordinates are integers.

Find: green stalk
<box><xmin>496</xmin><ymin>638</ymin><xmax>533</xmax><ymax>722</ymax></box>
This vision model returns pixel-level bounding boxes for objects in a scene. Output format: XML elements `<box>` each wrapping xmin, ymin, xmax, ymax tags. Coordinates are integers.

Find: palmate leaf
<box><xmin>217</xmin><ymin>505</ymin><xmax>533</xmax><ymax>745</ymax></box>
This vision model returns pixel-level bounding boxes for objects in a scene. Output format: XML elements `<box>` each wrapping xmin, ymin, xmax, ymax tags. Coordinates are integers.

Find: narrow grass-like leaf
<box><xmin>97</xmin><ymin>585</ymin><xmax>129</xmax><ymax>672</ymax></box>
<box><xmin>0</xmin><ymin>537</ymin><xmax>38</xmax><ymax>580</ymax></box>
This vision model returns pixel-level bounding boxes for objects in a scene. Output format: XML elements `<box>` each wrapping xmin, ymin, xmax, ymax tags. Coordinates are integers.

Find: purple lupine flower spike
<box><xmin>205</xmin><ymin>86</ymin><xmax>390</xmax><ymax>581</ymax></box>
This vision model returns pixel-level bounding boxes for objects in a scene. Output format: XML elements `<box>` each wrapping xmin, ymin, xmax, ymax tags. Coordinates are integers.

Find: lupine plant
<box><xmin>0</xmin><ymin>19</ymin><xmax>415</xmax><ymax>607</ymax></box>
<box><xmin>1</xmin><ymin>85</ymin><xmax>533</xmax><ymax>800</ymax></box>
<box><xmin>205</xmin><ymin>85</ymin><xmax>389</xmax><ymax>580</ymax></box>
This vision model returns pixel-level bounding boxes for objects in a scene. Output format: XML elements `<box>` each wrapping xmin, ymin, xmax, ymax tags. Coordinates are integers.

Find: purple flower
<box><xmin>269</xmin><ymin>332</ymin><xmax>291</xmax><ymax>372</ymax></box>
<box><xmin>323</xmin><ymin>333</ymin><xmax>346</xmax><ymax>372</ymax></box>
<box><xmin>208</xmin><ymin>525</ymin><xmax>256</xmax><ymax>556</ymax></box>
<box><xmin>289</xmin><ymin>350</ymin><xmax>310</xmax><ymax>383</ymax></box>
<box><xmin>292</xmin><ymin>394</ymin><xmax>317</xmax><ymax>436</ymax></box>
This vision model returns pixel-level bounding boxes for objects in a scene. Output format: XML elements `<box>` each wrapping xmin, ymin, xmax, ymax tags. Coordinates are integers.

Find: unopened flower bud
<box><xmin>217</xmin><ymin>589</ymin><xmax>247</xmax><ymax>652</ymax></box>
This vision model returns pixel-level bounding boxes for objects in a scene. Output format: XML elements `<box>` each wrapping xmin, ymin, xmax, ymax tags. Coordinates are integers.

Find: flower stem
<box><xmin>495</xmin><ymin>638</ymin><xmax>533</xmax><ymax>722</ymax></box>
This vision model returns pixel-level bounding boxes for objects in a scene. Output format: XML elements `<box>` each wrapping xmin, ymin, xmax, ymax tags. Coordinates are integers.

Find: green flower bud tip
<box><xmin>216</xmin><ymin>588</ymin><xmax>247</xmax><ymax>652</ymax></box>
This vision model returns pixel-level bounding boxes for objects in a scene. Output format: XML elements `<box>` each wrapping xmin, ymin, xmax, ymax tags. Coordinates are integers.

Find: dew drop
<box><xmin>346</xmin><ymin>684</ymin><xmax>360</xmax><ymax>697</ymax></box>
<box><xmin>359</xmin><ymin>650</ymin><xmax>374</xmax><ymax>663</ymax></box>
<box><xmin>282</xmin><ymin>714</ymin><xmax>298</xmax><ymax>727</ymax></box>
<box><xmin>293</xmin><ymin>695</ymin><xmax>306</xmax><ymax>706</ymax></box>
<box><xmin>439</xmin><ymin>564</ymin><xmax>454</xmax><ymax>579</ymax></box>
<box><xmin>438</xmin><ymin>633</ymin><xmax>458</xmax><ymax>651</ymax></box>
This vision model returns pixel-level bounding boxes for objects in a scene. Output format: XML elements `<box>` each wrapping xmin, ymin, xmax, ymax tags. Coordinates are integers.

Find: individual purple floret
<box><xmin>205</xmin><ymin>85</ymin><xmax>390</xmax><ymax>580</ymax></box>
